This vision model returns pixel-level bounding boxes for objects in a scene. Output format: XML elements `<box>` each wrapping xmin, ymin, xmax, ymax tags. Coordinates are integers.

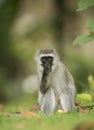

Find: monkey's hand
<box><xmin>44</xmin><ymin>66</ymin><xmax>51</xmax><ymax>74</ymax></box>
<box><xmin>40</xmin><ymin>70</ymin><xmax>49</xmax><ymax>94</ymax></box>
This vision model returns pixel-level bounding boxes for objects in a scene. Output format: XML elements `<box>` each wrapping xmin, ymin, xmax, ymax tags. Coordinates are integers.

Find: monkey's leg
<box><xmin>41</xmin><ymin>88</ymin><xmax>56</xmax><ymax>115</ymax></box>
<box><xmin>59</xmin><ymin>88</ymin><xmax>75</xmax><ymax>112</ymax></box>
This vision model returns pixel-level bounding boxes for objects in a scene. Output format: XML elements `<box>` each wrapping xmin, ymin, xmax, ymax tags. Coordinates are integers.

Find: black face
<box><xmin>41</xmin><ymin>56</ymin><xmax>53</xmax><ymax>74</ymax></box>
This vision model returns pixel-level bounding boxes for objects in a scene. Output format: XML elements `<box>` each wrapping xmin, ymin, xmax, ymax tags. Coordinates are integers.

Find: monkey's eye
<box><xmin>48</xmin><ymin>57</ymin><xmax>53</xmax><ymax>61</ymax></box>
<box><xmin>41</xmin><ymin>57</ymin><xmax>46</xmax><ymax>63</ymax></box>
<box><xmin>41</xmin><ymin>56</ymin><xmax>53</xmax><ymax>65</ymax></box>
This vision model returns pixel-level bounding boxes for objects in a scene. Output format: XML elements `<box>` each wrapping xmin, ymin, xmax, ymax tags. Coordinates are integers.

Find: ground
<box><xmin>0</xmin><ymin>93</ymin><xmax>94</xmax><ymax>130</ymax></box>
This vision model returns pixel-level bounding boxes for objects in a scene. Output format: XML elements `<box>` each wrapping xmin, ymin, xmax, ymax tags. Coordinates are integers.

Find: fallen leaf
<box><xmin>30</xmin><ymin>103</ymin><xmax>39</xmax><ymax>112</ymax></box>
<box><xmin>20</xmin><ymin>109</ymin><xmax>40</xmax><ymax>118</ymax></box>
<box><xmin>78</xmin><ymin>108</ymin><xmax>89</xmax><ymax>113</ymax></box>
<box><xmin>75</xmin><ymin>101</ymin><xmax>81</xmax><ymax>106</ymax></box>
<box><xmin>11</xmin><ymin>111</ymin><xmax>22</xmax><ymax>117</ymax></box>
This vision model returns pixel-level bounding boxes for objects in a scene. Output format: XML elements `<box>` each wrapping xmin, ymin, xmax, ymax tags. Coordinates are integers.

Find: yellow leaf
<box><xmin>57</xmin><ymin>109</ymin><xmax>66</xmax><ymax>113</ymax></box>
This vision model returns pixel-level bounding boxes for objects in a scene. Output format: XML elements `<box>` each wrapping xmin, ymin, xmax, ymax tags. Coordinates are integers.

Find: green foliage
<box><xmin>77</xmin><ymin>93</ymin><xmax>92</xmax><ymax>105</ymax></box>
<box><xmin>88</xmin><ymin>75</ymin><xmax>94</xmax><ymax>101</ymax></box>
<box><xmin>73</xmin><ymin>33</ymin><xmax>94</xmax><ymax>45</ymax></box>
<box><xmin>77</xmin><ymin>0</ymin><xmax>94</xmax><ymax>11</ymax></box>
<box><xmin>86</xmin><ymin>19</ymin><xmax>94</xmax><ymax>31</ymax></box>
<box><xmin>73</xmin><ymin>0</ymin><xmax>94</xmax><ymax>45</ymax></box>
<box><xmin>65</xmin><ymin>50</ymin><xmax>94</xmax><ymax>92</ymax></box>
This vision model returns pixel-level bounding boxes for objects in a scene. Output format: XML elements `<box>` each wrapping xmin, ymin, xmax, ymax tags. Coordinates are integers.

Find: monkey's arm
<box><xmin>40</xmin><ymin>70</ymin><xmax>48</xmax><ymax>94</ymax></box>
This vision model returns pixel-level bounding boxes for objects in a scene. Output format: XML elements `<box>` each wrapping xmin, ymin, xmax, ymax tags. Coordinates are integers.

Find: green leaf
<box><xmin>77</xmin><ymin>0</ymin><xmax>94</xmax><ymax>11</ymax></box>
<box><xmin>77</xmin><ymin>93</ymin><xmax>92</xmax><ymax>102</ymax></box>
<box><xmin>86</xmin><ymin>19</ymin><xmax>94</xmax><ymax>31</ymax></box>
<box><xmin>73</xmin><ymin>34</ymin><xmax>94</xmax><ymax>45</ymax></box>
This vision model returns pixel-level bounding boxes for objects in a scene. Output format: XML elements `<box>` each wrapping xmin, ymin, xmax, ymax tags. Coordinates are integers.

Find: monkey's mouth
<box><xmin>44</xmin><ymin>66</ymin><xmax>52</xmax><ymax>74</ymax></box>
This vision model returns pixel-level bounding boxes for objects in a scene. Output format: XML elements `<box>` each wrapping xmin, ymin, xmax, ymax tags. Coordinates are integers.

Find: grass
<box><xmin>0</xmin><ymin>93</ymin><xmax>94</xmax><ymax>130</ymax></box>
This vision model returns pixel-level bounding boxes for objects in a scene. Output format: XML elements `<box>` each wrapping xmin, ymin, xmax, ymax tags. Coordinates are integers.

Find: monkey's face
<box><xmin>35</xmin><ymin>48</ymin><xmax>59</xmax><ymax>74</ymax></box>
<box><xmin>41</xmin><ymin>56</ymin><xmax>53</xmax><ymax>74</ymax></box>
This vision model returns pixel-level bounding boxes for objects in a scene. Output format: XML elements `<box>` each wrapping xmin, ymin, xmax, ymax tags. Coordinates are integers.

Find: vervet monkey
<box><xmin>35</xmin><ymin>47</ymin><xmax>76</xmax><ymax>115</ymax></box>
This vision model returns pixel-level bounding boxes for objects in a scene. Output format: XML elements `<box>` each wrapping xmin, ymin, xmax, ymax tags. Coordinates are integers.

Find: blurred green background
<box><xmin>0</xmin><ymin>0</ymin><xmax>94</xmax><ymax>102</ymax></box>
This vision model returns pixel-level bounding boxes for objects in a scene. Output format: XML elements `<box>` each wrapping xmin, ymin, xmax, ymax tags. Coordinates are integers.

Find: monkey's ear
<box><xmin>52</xmin><ymin>49</ymin><xmax>60</xmax><ymax>63</ymax></box>
<box><xmin>34</xmin><ymin>50</ymin><xmax>42</xmax><ymax>64</ymax></box>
